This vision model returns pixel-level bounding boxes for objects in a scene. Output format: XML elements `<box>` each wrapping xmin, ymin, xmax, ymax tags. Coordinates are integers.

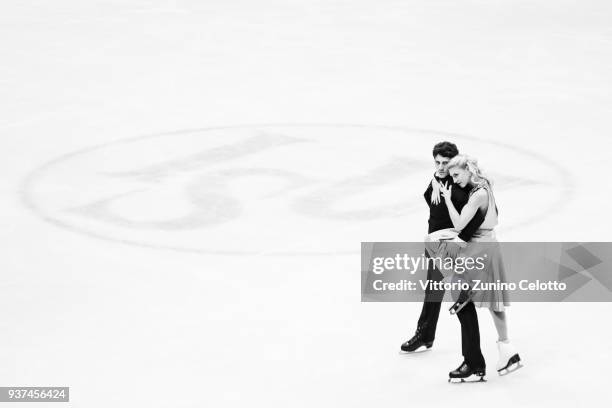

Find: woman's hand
<box><xmin>440</xmin><ymin>181</ymin><xmax>453</xmax><ymax>203</ymax></box>
<box><xmin>444</xmin><ymin>241</ymin><xmax>461</xmax><ymax>258</ymax></box>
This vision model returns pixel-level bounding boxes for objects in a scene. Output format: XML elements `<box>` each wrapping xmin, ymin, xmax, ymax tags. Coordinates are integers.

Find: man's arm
<box><xmin>449</xmin><ymin>186</ymin><xmax>484</xmax><ymax>241</ymax></box>
<box><xmin>423</xmin><ymin>181</ymin><xmax>433</xmax><ymax>208</ymax></box>
<box><xmin>458</xmin><ymin>208</ymin><xmax>485</xmax><ymax>241</ymax></box>
<box><xmin>450</xmin><ymin>186</ymin><xmax>468</xmax><ymax>212</ymax></box>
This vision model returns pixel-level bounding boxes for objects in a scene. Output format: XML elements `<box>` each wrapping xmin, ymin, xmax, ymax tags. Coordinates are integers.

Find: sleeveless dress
<box><xmin>424</xmin><ymin>184</ymin><xmax>510</xmax><ymax>312</ymax></box>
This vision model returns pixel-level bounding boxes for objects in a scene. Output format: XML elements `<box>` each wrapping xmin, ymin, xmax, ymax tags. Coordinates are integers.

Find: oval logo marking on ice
<box><xmin>22</xmin><ymin>124</ymin><xmax>571</xmax><ymax>255</ymax></box>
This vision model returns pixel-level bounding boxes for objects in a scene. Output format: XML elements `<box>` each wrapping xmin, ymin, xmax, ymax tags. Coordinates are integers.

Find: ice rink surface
<box><xmin>2</xmin><ymin>1</ymin><xmax>612</xmax><ymax>407</ymax></box>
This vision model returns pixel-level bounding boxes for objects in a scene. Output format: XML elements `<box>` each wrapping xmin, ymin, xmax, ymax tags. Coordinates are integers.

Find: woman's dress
<box><xmin>424</xmin><ymin>184</ymin><xmax>510</xmax><ymax>312</ymax></box>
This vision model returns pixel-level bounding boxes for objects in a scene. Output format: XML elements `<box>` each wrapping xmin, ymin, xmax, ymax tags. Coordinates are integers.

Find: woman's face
<box><xmin>449</xmin><ymin>167</ymin><xmax>470</xmax><ymax>188</ymax></box>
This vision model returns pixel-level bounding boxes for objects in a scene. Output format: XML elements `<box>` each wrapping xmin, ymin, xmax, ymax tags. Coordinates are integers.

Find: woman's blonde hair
<box><xmin>447</xmin><ymin>154</ymin><xmax>491</xmax><ymax>188</ymax></box>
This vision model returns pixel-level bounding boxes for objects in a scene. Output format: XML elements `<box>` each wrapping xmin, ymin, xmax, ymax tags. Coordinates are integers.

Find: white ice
<box><xmin>1</xmin><ymin>1</ymin><xmax>611</xmax><ymax>407</ymax></box>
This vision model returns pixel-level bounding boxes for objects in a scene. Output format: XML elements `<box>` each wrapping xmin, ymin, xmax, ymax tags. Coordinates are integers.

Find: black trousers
<box><xmin>416</xmin><ymin>258</ymin><xmax>445</xmax><ymax>341</ymax></box>
<box><xmin>416</xmin><ymin>253</ymin><xmax>485</xmax><ymax>368</ymax></box>
<box><xmin>456</xmin><ymin>298</ymin><xmax>486</xmax><ymax>369</ymax></box>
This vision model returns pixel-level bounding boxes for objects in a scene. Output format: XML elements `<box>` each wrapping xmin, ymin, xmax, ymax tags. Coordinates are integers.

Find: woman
<box><xmin>427</xmin><ymin>155</ymin><xmax>521</xmax><ymax>380</ymax></box>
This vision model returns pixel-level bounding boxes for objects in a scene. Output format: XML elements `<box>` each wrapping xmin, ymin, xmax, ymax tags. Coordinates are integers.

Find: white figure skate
<box><xmin>496</xmin><ymin>340</ymin><xmax>522</xmax><ymax>375</ymax></box>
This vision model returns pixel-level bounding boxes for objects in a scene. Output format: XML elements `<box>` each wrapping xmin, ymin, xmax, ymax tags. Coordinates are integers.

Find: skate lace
<box><xmin>409</xmin><ymin>326</ymin><xmax>424</xmax><ymax>343</ymax></box>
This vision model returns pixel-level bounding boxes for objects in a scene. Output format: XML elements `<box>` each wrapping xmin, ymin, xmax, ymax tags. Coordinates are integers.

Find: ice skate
<box><xmin>449</xmin><ymin>289</ymin><xmax>474</xmax><ymax>315</ymax></box>
<box><xmin>400</xmin><ymin>325</ymin><xmax>433</xmax><ymax>353</ymax></box>
<box><xmin>496</xmin><ymin>340</ymin><xmax>522</xmax><ymax>375</ymax></box>
<box><xmin>448</xmin><ymin>361</ymin><xmax>486</xmax><ymax>383</ymax></box>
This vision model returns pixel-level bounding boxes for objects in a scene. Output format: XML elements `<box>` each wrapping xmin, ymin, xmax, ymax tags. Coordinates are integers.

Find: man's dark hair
<box><xmin>432</xmin><ymin>141</ymin><xmax>459</xmax><ymax>159</ymax></box>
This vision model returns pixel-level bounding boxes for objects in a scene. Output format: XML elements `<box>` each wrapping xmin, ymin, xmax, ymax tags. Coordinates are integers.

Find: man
<box><xmin>400</xmin><ymin>141</ymin><xmax>485</xmax><ymax>352</ymax></box>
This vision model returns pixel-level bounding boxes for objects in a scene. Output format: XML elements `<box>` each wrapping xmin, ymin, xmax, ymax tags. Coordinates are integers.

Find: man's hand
<box><xmin>430</xmin><ymin>178</ymin><xmax>441</xmax><ymax>205</ymax></box>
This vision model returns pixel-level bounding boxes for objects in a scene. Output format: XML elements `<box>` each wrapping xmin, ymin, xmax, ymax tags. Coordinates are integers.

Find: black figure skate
<box><xmin>448</xmin><ymin>361</ymin><xmax>486</xmax><ymax>383</ymax></box>
<box><xmin>400</xmin><ymin>325</ymin><xmax>433</xmax><ymax>353</ymax></box>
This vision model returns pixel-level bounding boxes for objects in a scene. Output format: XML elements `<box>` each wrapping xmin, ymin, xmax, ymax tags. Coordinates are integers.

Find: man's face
<box><xmin>434</xmin><ymin>154</ymin><xmax>451</xmax><ymax>178</ymax></box>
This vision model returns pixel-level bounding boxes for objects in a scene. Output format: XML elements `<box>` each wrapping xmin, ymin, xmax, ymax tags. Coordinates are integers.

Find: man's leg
<box><xmin>419</xmin><ymin>264</ymin><xmax>445</xmax><ymax>341</ymax></box>
<box><xmin>402</xmin><ymin>254</ymin><xmax>445</xmax><ymax>352</ymax></box>
<box><xmin>456</xmin><ymin>301</ymin><xmax>485</xmax><ymax>369</ymax></box>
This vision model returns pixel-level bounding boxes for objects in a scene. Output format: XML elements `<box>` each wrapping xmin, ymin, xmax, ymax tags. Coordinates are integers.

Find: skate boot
<box><xmin>448</xmin><ymin>361</ymin><xmax>486</xmax><ymax>383</ymax></box>
<box><xmin>496</xmin><ymin>340</ymin><xmax>522</xmax><ymax>375</ymax></box>
<box><xmin>400</xmin><ymin>325</ymin><xmax>433</xmax><ymax>353</ymax></box>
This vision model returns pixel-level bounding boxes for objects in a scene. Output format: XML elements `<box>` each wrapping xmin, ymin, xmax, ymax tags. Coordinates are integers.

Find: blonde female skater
<box><xmin>429</xmin><ymin>155</ymin><xmax>522</xmax><ymax>379</ymax></box>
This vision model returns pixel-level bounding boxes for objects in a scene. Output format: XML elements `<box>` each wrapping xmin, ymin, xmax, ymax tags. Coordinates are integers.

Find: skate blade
<box><xmin>449</xmin><ymin>303</ymin><xmax>466</xmax><ymax>315</ymax></box>
<box><xmin>448</xmin><ymin>375</ymin><xmax>487</xmax><ymax>384</ymax></box>
<box><xmin>449</xmin><ymin>291</ymin><xmax>475</xmax><ymax>315</ymax></box>
<box><xmin>498</xmin><ymin>354</ymin><xmax>522</xmax><ymax>376</ymax></box>
<box><xmin>498</xmin><ymin>362</ymin><xmax>523</xmax><ymax>376</ymax></box>
<box><xmin>399</xmin><ymin>345</ymin><xmax>432</xmax><ymax>354</ymax></box>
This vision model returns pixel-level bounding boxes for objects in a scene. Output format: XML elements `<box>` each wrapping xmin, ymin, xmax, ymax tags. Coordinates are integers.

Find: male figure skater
<box><xmin>400</xmin><ymin>142</ymin><xmax>485</xmax><ymax>353</ymax></box>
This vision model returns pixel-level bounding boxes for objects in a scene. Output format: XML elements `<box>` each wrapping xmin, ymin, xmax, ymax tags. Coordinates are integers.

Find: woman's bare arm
<box><xmin>441</xmin><ymin>185</ymin><xmax>487</xmax><ymax>231</ymax></box>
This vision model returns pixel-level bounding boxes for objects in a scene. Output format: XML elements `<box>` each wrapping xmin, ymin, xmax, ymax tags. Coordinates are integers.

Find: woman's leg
<box><xmin>489</xmin><ymin>309</ymin><xmax>508</xmax><ymax>342</ymax></box>
<box><xmin>490</xmin><ymin>309</ymin><xmax>522</xmax><ymax>372</ymax></box>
